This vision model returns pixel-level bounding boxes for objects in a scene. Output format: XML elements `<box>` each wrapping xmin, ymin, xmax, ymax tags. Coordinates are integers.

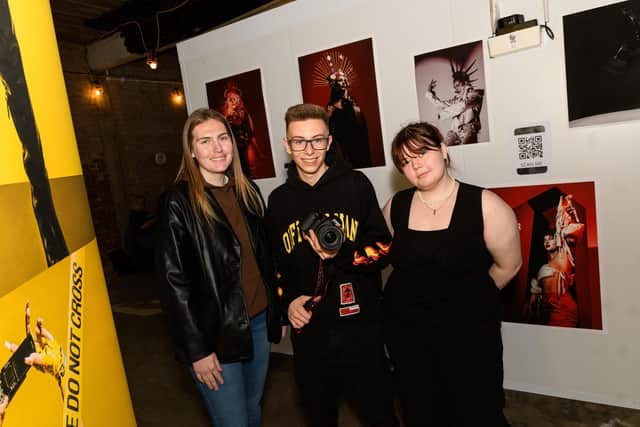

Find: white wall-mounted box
<box><xmin>487</xmin><ymin>25</ymin><xmax>541</xmax><ymax>57</ymax></box>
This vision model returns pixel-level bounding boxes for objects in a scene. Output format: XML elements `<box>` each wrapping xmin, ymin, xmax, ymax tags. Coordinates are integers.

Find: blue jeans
<box><xmin>190</xmin><ymin>311</ymin><xmax>270</xmax><ymax>427</ymax></box>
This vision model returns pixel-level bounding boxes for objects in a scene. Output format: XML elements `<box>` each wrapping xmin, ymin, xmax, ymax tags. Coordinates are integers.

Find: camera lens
<box><xmin>323</xmin><ymin>231</ymin><xmax>337</xmax><ymax>244</ymax></box>
<box><xmin>301</xmin><ymin>211</ymin><xmax>345</xmax><ymax>251</ymax></box>
<box><xmin>317</xmin><ymin>220</ymin><xmax>344</xmax><ymax>251</ymax></box>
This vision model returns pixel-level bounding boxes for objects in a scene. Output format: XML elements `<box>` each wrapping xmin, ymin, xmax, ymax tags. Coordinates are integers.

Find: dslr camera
<box><xmin>300</xmin><ymin>211</ymin><xmax>345</xmax><ymax>251</ymax></box>
<box><xmin>1</xmin><ymin>334</ymin><xmax>35</xmax><ymax>402</ymax></box>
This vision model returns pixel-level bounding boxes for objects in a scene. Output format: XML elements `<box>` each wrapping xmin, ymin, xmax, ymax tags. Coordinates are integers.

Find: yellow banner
<box><xmin>63</xmin><ymin>250</ymin><xmax>85</xmax><ymax>426</ymax></box>
<box><xmin>0</xmin><ymin>0</ymin><xmax>81</xmax><ymax>185</ymax></box>
<box><xmin>0</xmin><ymin>0</ymin><xmax>136</xmax><ymax>426</ymax></box>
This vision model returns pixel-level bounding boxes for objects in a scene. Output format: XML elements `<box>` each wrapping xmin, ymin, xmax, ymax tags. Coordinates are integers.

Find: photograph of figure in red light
<box><xmin>492</xmin><ymin>182</ymin><xmax>602</xmax><ymax>330</ymax></box>
<box><xmin>298</xmin><ymin>38</ymin><xmax>385</xmax><ymax>169</ymax></box>
<box><xmin>206</xmin><ymin>69</ymin><xmax>275</xmax><ymax>179</ymax></box>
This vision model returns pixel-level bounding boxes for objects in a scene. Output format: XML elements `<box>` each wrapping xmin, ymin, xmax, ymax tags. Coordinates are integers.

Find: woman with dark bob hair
<box><xmin>382</xmin><ymin>122</ymin><xmax>522</xmax><ymax>426</ymax></box>
<box><xmin>155</xmin><ymin>108</ymin><xmax>281</xmax><ymax>427</ymax></box>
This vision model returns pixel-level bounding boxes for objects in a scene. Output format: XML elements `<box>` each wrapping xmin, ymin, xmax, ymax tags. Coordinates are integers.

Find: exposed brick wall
<box><xmin>82</xmin><ymin>156</ymin><xmax>121</xmax><ymax>254</ymax></box>
<box><xmin>58</xmin><ymin>42</ymin><xmax>187</xmax><ymax>273</ymax></box>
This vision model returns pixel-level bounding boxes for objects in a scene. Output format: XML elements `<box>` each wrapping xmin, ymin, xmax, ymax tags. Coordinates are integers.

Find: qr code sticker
<box><xmin>517</xmin><ymin>135</ymin><xmax>543</xmax><ymax>160</ymax></box>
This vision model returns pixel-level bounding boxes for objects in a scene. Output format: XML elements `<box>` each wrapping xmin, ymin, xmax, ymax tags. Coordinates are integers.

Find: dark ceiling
<box><xmin>50</xmin><ymin>0</ymin><xmax>129</xmax><ymax>46</ymax></box>
<box><xmin>50</xmin><ymin>0</ymin><xmax>292</xmax><ymax>52</ymax></box>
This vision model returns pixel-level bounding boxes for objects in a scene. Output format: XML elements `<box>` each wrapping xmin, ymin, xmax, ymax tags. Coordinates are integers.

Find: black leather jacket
<box><xmin>155</xmin><ymin>181</ymin><xmax>281</xmax><ymax>364</ymax></box>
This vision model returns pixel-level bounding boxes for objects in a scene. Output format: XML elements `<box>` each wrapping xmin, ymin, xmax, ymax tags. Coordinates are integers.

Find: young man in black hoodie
<box><xmin>265</xmin><ymin>103</ymin><xmax>398</xmax><ymax>427</ymax></box>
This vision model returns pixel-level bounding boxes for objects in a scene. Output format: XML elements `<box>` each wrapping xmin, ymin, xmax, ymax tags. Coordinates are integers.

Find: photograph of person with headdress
<box><xmin>490</xmin><ymin>181</ymin><xmax>602</xmax><ymax>330</ymax></box>
<box><xmin>415</xmin><ymin>40</ymin><xmax>489</xmax><ymax>145</ymax></box>
<box><xmin>206</xmin><ymin>69</ymin><xmax>276</xmax><ymax>179</ymax></box>
<box><xmin>298</xmin><ymin>38</ymin><xmax>385</xmax><ymax>168</ymax></box>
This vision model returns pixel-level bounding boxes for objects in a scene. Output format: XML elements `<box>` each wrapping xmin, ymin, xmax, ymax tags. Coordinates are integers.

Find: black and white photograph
<box><xmin>564</xmin><ymin>1</ymin><xmax>640</xmax><ymax>127</ymax></box>
<box><xmin>414</xmin><ymin>40</ymin><xmax>489</xmax><ymax>146</ymax></box>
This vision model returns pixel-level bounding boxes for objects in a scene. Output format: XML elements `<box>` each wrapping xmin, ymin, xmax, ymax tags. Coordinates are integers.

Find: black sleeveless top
<box><xmin>384</xmin><ymin>182</ymin><xmax>501</xmax><ymax>328</ymax></box>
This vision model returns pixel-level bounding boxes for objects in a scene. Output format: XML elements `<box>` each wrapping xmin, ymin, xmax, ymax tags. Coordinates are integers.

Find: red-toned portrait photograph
<box><xmin>206</xmin><ymin>69</ymin><xmax>275</xmax><ymax>179</ymax></box>
<box><xmin>298</xmin><ymin>38</ymin><xmax>385</xmax><ymax>169</ymax></box>
<box><xmin>492</xmin><ymin>182</ymin><xmax>602</xmax><ymax>330</ymax></box>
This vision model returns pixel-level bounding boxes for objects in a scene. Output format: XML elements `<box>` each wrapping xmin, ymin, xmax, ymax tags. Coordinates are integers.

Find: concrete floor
<box><xmin>108</xmin><ymin>270</ymin><xmax>640</xmax><ymax>427</ymax></box>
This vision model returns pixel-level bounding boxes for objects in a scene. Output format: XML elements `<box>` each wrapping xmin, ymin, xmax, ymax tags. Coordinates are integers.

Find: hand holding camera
<box><xmin>300</xmin><ymin>211</ymin><xmax>345</xmax><ymax>257</ymax></box>
<box><xmin>288</xmin><ymin>212</ymin><xmax>344</xmax><ymax>331</ymax></box>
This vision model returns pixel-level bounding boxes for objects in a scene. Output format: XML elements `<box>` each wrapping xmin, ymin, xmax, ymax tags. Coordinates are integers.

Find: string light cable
<box><xmin>541</xmin><ymin>0</ymin><xmax>555</xmax><ymax>40</ymax></box>
<box><xmin>87</xmin><ymin>1</ymin><xmax>193</xmax><ymax>70</ymax></box>
<box><xmin>154</xmin><ymin>0</ymin><xmax>193</xmax><ymax>55</ymax></box>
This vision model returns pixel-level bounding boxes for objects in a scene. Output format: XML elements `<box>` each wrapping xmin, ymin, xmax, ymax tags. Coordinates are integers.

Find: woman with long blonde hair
<box><xmin>156</xmin><ymin>108</ymin><xmax>281</xmax><ymax>427</ymax></box>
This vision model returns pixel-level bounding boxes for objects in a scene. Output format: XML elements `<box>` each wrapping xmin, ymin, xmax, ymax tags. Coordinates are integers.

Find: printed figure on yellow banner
<box><xmin>0</xmin><ymin>396</ymin><xmax>6</xmax><ymax>426</ymax></box>
<box><xmin>0</xmin><ymin>0</ymin><xmax>68</xmax><ymax>266</ymax></box>
<box><xmin>1</xmin><ymin>302</ymin><xmax>66</xmax><ymax>425</ymax></box>
<box><xmin>0</xmin><ymin>0</ymin><xmax>135</xmax><ymax>425</ymax></box>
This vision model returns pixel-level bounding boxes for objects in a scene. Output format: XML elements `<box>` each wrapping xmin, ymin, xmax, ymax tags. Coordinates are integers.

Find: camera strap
<box><xmin>303</xmin><ymin>259</ymin><xmax>333</xmax><ymax>311</ymax></box>
<box><xmin>295</xmin><ymin>260</ymin><xmax>334</xmax><ymax>335</ymax></box>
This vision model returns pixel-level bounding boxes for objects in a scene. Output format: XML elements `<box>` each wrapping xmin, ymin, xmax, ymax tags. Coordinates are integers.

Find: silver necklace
<box><xmin>416</xmin><ymin>179</ymin><xmax>458</xmax><ymax>215</ymax></box>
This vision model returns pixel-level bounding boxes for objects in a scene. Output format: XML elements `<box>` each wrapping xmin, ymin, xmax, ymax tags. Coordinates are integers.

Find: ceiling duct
<box><xmin>87</xmin><ymin>32</ymin><xmax>144</xmax><ymax>71</ymax></box>
<box><xmin>85</xmin><ymin>0</ymin><xmax>293</xmax><ymax>72</ymax></box>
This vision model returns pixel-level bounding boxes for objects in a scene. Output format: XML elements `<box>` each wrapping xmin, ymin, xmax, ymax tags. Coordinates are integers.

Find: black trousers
<box><xmin>385</xmin><ymin>321</ymin><xmax>511</xmax><ymax>427</ymax></box>
<box><xmin>292</xmin><ymin>320</ymin><xmax>399</xmax><ymax>427</ymax></box>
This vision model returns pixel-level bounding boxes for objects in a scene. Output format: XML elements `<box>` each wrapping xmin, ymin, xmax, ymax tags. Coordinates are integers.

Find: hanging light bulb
<box><xmin>146</xmin><ymin>51</ymin><xmax>158</xmax><ymax>70</ymax></box>
<box><xmin>171</xmin><ymin>87</ymin><xmax>184</xmax><ymax>105</ymax></box>
<box><xmin>91</xmin><ymin>80</ymin><xmax>104</xmax><ymax>97</ymax></box>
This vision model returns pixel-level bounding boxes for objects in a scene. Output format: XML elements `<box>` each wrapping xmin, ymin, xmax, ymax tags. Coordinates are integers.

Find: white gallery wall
<box><xmin>177</xmin><ymin>0</ymin><xmax>640</xmax><ymax>409</ymax></box>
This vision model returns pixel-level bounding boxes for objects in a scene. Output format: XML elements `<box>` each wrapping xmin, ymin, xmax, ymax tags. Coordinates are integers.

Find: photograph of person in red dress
<box><xmin>492</xmin><ymin>182</ymin><xmax>602</xmax><ymax>330</ymax></box>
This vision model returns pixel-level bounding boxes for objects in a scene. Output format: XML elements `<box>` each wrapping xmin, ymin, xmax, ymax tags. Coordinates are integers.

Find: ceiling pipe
<box><xmin>86</xmin><ymin>32</ymin><xmax>176</xmax><ymax>72</ymax></box>
<box><xmin>86</xmin><ymin>32</ymin><xmax>143</xmax><ymax>72</ymax></box>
